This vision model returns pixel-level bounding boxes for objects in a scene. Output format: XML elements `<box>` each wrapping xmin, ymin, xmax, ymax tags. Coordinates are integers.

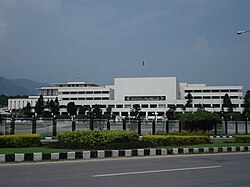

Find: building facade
<box><xmin>8</xmin><ymin>77</ymin><xmax>244</xmax><ymax>119</ymax></box>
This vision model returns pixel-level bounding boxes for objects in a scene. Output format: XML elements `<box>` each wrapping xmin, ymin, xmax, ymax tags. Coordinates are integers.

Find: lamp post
<box><xmin>137</xmin><ymin>113</ymin><xmax>142</xmax><ymax>136</ymax></box>
<box><xmin>246</xmin><ymin>117</ymin><xmax>248</xmax><ymax>135</ymax></box>
<box><xmin>71</xmin><ymin>115</ymin><xmax>76</xmax><ymax>131</ymax></box>
<box><xmin>10</xmin><ymin>115</ymin><xmax>15</xmax><ymax>135</ymax></box>
<box><xmin>152</xmin><ymin>112</ymin><xmax>157</xmax><ymax>135</ymax></box>
<box><xmin>237</xmin><ymin>30</ymin><xmax>250</xmax><ymax>35</ymax></box>
<box><xmin>52</xmin><ymin>113</ymin><xmax>57</xmax><ymax>137</ymax></box>
<box><xmin>32</xmin><ymin>113</ymin><xmax>37</xmax><ymax>134</ymax></box>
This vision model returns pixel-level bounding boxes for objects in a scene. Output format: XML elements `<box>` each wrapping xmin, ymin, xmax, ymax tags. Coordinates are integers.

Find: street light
<box><xmin>237</xmin><ymin>30</ymin><xmax>250</xmax><ymax>35</ymax></box>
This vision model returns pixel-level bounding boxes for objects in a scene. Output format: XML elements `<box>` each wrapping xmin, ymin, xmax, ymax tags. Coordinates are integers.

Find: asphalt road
<box><xmin>0</xmin><ymin>153</ymin><xmax>250</xmax><ymax>187</ymax></box>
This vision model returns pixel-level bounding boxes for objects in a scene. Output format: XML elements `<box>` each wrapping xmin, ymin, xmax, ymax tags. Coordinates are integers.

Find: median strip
<box><xmin>0</xmin><ymin>146</ymin><xmax>250</xmax><ymax>163</ymax></box>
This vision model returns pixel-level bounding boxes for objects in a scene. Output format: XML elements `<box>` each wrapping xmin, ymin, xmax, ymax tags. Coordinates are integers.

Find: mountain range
<box><xmin>0</xmin><ymin>76</ymin><xmax>51</xmax><ymax>96</ymax></box>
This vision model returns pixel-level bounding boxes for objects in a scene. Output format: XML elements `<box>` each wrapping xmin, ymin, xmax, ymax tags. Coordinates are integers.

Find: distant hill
<box><xmin>0</xmin><ymin>76</ymin><xmax>51</xmax><ymax>96</ymax></box>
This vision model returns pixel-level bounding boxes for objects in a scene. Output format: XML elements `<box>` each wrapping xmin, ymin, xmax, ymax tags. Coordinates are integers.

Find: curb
<box><xmin>1</xmin><ymin>146</ymin><xmax>250</xmax><ymax>163</ymax></box>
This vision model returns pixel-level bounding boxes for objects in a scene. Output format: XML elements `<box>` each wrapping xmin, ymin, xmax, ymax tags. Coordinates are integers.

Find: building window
<box><xmin>203</xmin><ymin>104</ymin><xmax>211</xmax><ymax>108</ymax></box>
<box><xmin>212</xmin><ymin>104</ymin><xmax>220</xmax><ymax>108</ymax></box>
<box><xmin>148</xmin><ymin>112</ymin><xmax>156</xmax><ymax>116</ymax></box>
<box><xmin>185</xmin><ymin>90</ymin><xmax>193</xmax><ymax>93</ymax></box>
<box><xmin>102</xmin><ymin>91</ymin><xmax>109</xmax><ymax>94</ymax></box>
<box><xmin>141</xmin><ymin>104</ymin><xmax>148</xmax><ymax>108</ymax></box>
<box><xmin>212</xmin><ymin>90</ymin><xmax>220</xmax><ymax>92</ymax></box>
<box><xmin>194</xmin><ymin>90</ymin><xmax>202</xmax><ymax>93</ymax></box>
<box><xmin>230</xmin><ymin>96</ymin><xmax>239</xmax><ymax>99</ymax></box>
<box><xmin>203</xmin><ymin>96</ymin><xmax>211</xmax><ymax>99</ymax></box>
<box><xmin>121</xmin><ymin>112</ymin><xmax>128</xmax><ymax>117</ymax></box>
<box><xmin>125</xmin><ymin>104</ymin><xmax>131</xmax><ymax>108</ymax></box>
<box><xmin>101</xmin><ymin>97</ymin><xmax>109</xmax><ymax>100</ymax></box>
<box><xmin>230</xmin><ymin>89</ymin><xmax>239</xmax><ymax>92</ymax></box>
<box><xmin>86</xmin><ymin>98</ymin><xmax>93</xmax><ymax>100</ymax></box>
<box><xmin>116</xmin><ymin>105</ymin><xmax>123</xmax><ymax>108</ymax></box>
<box><xmin>94</xmin><ymin>97</ymin><xmax>101</xmax><ymax>100</ymax></box>
<box><xmin>176</xmin><ymin>104</ymin><xmax>184</xmax><ymax>108</ymax></box>
<box><xmin>159</xmin><ymin>104</ymin><xmax>166</xmax><ymax>108</ymax></box>
<box><xmin>94</xmin><ymin>91</ymin><xmax>102</xmax><ymax>94</ymax></box>
<box><xmin>167</xmin><ymin>104</ymin><xmax>176</xmax><ymax>108</ymax></box>
<box><xmin>150</xmin><ymin>104</ymin><xmax>157</xmax><ymax>108</ymax></box>
<box><xmin>212</xmin><ymin>96</ymin><xmax>220</xmax><ymax>99</ymax></box>
<box><xmin>193</xmin><ymin>96</ymin><xmax>202</xmax><ymax>99</ymax></box>
<box><xmin>203</xmin><ymin>90</ymin><xmax>211</xmax><ymax>93</ymax></box>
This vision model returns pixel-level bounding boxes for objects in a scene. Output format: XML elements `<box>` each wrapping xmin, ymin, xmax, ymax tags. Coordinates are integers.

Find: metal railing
<box><xmin>0</xmin><ymin>117</ymin><xmax>249</xmax><ymax>137</ymax></box>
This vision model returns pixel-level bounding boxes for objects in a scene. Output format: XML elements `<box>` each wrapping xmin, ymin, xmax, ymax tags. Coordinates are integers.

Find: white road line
<box><xmin>93</xmin><ymin>165</ymin><xmax>221</xmax><ymax>178</ymax></box>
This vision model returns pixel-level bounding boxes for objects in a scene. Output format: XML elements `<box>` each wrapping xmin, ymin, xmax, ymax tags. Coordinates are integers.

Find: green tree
<box><xmin>54</xmin><ymin>97</ymin><xmax>60</xmax><ymax>115</ymax></box>
<box><xmin>166</xmin><ymin>105</ymin><xmax>176</xmax><ymax>120</ymax></box>
<box><xmin>243</xmin><ymin>90</ymin><xmax>250</xmax><ymax>114</ymax></box>
<box><xmin>104</xmin><ymin>105</ymin><xmax>113</xmax><ymax>119</ymax></box>
<box><xmin>179</xmin><ymin>110</ymin><xmax>221</xmax><ymax>131</ymax></box>
<box><xmin>130</xmin><ymin>104</ymin><xmax>141</xmax><ymax>119</ymax></box>
<box><xmin>185</xmin><ymin>93</ymin><xmax>193</xmax><ymax>108</ymax></box>
<box><xmin>91</xmin><ymin>105</ymin><xmax>103</xmax><ymax>119</ymax></box>
<box><xmin>222</xmin><ymin>93</ymin><xmax>233</xmax><ymax>112</ymax></box>
<box><xmin>67</xmin><ymin>102</ymin><xmax>77</xmax><ymax>116</ymax></box>
<box><xmin>0</xmin><ymin>94</ymin><xmax>8</xmax><ymax>107</ymax></box>
<box><xmin>34</xmin><ymin>94</ymin><xmax>44</xmax><ymax>115</ymax></box>
<box><xmin>78</xmin><ymin>105</ymin><xmax>89</xmax><ymax>115</ymax></box>
<box><xmin>23</xmin><ymin>102</ymin><xmax>32</xmax><ymax>117</ymax></box>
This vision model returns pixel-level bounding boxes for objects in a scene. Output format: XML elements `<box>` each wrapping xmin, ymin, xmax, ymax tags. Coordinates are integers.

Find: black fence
<box><xmin>0</xmin><ymin>117</ymin><xmax>249</xmax><ymax>137</ymax></box>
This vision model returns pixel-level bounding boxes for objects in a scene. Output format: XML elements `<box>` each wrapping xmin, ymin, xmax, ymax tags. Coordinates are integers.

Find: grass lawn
<box><xmin>0</xmin><ymin>139</ymin><xmax>249</xmax><ymax>154</ymax></box>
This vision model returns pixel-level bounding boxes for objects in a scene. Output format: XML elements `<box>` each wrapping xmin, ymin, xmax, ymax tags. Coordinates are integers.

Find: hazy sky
<box><xmin>0</xmin><ymin>0</ymin><xmax>250</xmax><ymax>90</ymax></box>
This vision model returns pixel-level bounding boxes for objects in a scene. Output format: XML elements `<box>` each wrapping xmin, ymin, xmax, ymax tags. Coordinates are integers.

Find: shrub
<box><xmin>57</xmin><ymin>130</ymin><xmax>139</xmax><ymax>146</ymax></box>
<box><xmin>235</xmin><ymin>135</ymin><xmax>250</xmax><ymax>143</ymax></box>
<box><xmin>0</xmin><ymin>134</ymin><xmax>41</xmax><ymax>148</ymax></box>
<box><xmin>142</xmin><ymin>135</ymin><xmax>210</xmax><ymax>146</ymax></box>
<box><xmin>156</xmin><ymin>130</ymin><xmax>210</xmax><ymax>136</ymax></box>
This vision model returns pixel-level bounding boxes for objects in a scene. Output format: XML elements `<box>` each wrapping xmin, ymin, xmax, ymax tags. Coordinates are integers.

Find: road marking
<box><xmin>93</xmin><ymin>165</ymin><xmax>221</xmax><ymax>178</ymax></box>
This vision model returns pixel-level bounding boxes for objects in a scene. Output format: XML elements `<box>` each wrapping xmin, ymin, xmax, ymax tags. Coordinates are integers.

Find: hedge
<box><xmin>0</xmin><ymin>134</ymin><xmax>41</xmax><ymax>148</ymax></box>
<box><xmin>235</xmin><ymin>135</ymin><xmax>250</xmax><ymax>143</ymax></box>
<box><xmin>57</xmin><ymin>130</ymin><xmax>139</xmax><ymax>146</ymax></box>
<box><xmin>142</xmin><ymin>135</ymin><xmax>210</xmax><ymax>146</ymax></box>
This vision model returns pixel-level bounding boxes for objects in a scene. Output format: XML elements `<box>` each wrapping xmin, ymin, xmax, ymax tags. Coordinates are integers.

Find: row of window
<box><xmin>62</xmin><ymin>97</ymin><xmax>109</xmax><ymax>101</ymax></box>
<box><xmin>60</xmin><ymin>91</ymin><xmax>109</xmax><ymax>95</ymax></box>
<box><xmin>185</xmin><ymin>89</ymin><xmax>239</xmax><ymax>93</ymax></box>
<box><xmin>58</xmin><ymin>84</ymin><xmax>98</xmax><ymax>87</ymax></box>
<box><xmin>59</xmin><ymin>103</ymin><xmax>243</xmax><ymax>109</ymax></box>
<box><xmin>185</xmin><ymin>96</ymin><xmax>240</xmax><ymax>99</ymax></box>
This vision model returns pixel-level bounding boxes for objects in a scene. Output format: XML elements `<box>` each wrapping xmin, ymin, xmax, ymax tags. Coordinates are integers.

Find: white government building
<box><xmin>8</xmin><ymin>77</ymin><xmax>244</xmax><ymax>119</ymax></box>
